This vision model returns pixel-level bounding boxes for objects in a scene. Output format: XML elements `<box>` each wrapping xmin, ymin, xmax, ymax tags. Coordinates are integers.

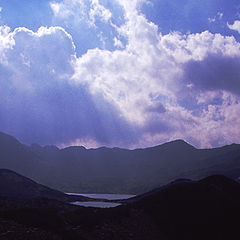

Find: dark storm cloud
<box><xmin>183</xmin><ymin>54</ymin><xmax>240</xmax><ymax>95</ymax></box>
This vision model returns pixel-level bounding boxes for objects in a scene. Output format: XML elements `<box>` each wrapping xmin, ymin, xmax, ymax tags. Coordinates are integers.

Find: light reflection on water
<box><xmin>71</xmin><ymin>201</ymin><xmax>121</xmax><ymax>208</ymax></box>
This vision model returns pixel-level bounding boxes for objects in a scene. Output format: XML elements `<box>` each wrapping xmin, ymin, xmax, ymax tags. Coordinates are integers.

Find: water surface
<box><xmin>71</xmin><ymin>201</ymin><xmax>121</xmax><ymax>208</ymax></box>
<box><xmin>67</xmin><ymin>193</ymin><xmax>135</xmax><ymax>200</ymax></box>
<box><xmin>68</xmin><ymin>193</ymin><xmax>136</xmax><ymax>208</ymax></box>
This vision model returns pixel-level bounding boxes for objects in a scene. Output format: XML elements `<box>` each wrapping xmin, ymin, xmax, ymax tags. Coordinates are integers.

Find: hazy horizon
<box><xmin>2</xmin><ymin>130</ymin><xmax>238</xmax><ymax>151</ymax></box>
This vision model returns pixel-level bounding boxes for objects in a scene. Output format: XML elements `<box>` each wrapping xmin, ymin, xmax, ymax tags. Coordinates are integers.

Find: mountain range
<box><xmin>1</xmin><ymin>131</ymin><xmax>240</xmax><ymax>194</ymax></box>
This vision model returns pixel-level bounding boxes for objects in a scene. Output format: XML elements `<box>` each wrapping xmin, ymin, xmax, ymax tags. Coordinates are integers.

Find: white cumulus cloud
<box><xmin>228</xmin><ymin>20</ymin><xmax>240</xmax><ymax>34</ymax></box>
<box><xmin>50</xmin><ymin>0</ymin><xmax>112</xmax><ymax>26</ymax></box>
<box><xmin>72</xmin><ymin>1</ymin><xmax>240</xmax><ymax>148</ymax></box>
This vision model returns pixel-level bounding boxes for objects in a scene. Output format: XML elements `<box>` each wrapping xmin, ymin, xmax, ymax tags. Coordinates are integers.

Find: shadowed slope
<box><xmin>127</xmin><ymin>175</ymin><xmax>240</xmax><ymax>239</ymax></box>
<box><xmin>0</xmin><ymin>169</ymin><xmax>89</xmax><ymax>202</ymax></box>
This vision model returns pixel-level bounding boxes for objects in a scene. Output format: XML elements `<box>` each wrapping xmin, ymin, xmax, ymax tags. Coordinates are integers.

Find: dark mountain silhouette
<box><xmin>122</xmin><ymin>175</ymin><xmax>240</xmax><ymax>240</ymax></box>
<box><xmin>0</xmin><ymin>169</ymin><xmax>90</xmax><ymax>202</ymax></box>
<box><xmin>0</xmin><ymin>174</ymin><xmax>240</xmax><ymax>240</ymax></box>
<box><xmin>1</xmin><ymin>131</ymin><xmax>240</xmax><ymax>194</ymax></box>
<box><xmin>118</xmin><ymin>178</ymin><xmax>193</xmax><ymax>204</ymax></box>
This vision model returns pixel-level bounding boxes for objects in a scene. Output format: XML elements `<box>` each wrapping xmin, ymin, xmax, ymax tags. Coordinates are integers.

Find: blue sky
<box><xmin>142</xmin><ymin>0</ymin><xmax>240</xmax><ymax>39</ymax></box>
<box><xmin>0</xmin><ymin>0</ymin><xmax>240</xmax><ymax>148</ymax></box>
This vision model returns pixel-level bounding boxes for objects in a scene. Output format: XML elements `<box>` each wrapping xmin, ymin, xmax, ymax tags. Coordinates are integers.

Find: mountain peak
<box><xmin>149</xmin><ymin>139</ymin><xmax>195</xmax><ymax>151</ymax></box>
<box><xmin>167</xmin><ymin>139</ymin><xmax>193</xmax><ymax>146</ymax></box>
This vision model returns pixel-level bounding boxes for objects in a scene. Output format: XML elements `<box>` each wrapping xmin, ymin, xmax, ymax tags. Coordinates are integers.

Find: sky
<box><xmin>0</xmin><ymin>0</ymin><xmax>240</xmax><ymax>149</ymax></box>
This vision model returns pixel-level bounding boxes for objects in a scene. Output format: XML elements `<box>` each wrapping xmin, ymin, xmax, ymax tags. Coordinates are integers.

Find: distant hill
<box><xmin>1</xmin><ymin>131</ymin><xmax>240</xmax><ymax>194</ymax></box>
<box><xmin>0</xmin><ymin>169</ymin><xmax>88</xmax><ymax>202</ymax></box>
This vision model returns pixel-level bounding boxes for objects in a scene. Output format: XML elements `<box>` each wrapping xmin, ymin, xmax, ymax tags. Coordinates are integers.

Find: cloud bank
<box><xmin>0</xmin><ymin>0</ymin><xmax>240</xmax><ymax>148</ymax></box>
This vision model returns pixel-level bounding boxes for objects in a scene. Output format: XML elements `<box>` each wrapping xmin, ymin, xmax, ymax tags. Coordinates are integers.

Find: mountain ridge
<box><xmin>1</xmin><ymin>131</ymin><xmax>240</xmax><ymax>194</ymax></box>
<box><xmin>0</xmin><ymin>173</ymin><xmax>240</xmax><ymax>240</ymax></box>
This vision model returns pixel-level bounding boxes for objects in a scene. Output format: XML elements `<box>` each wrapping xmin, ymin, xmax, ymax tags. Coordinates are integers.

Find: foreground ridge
<box><xmin>0</xmin><ymin>172</ymin><xmax>240</xmax><ymax>240</ymax></box>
